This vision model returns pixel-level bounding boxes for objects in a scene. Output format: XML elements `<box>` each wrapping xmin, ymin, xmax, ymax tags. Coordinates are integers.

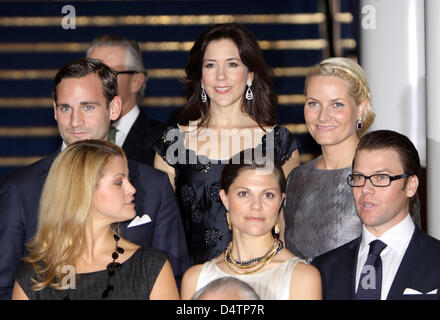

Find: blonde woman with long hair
<box><xmin>12</xmin><ymin>140</ymin><xmax>179</xmax><ymax>300</ymax></box>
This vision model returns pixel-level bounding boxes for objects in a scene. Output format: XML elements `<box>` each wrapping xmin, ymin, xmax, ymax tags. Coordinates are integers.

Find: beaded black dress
<box><xmin>154</xmin><ymin>125</ymin><xmax>298</xmax><ymax>264</ymax></box>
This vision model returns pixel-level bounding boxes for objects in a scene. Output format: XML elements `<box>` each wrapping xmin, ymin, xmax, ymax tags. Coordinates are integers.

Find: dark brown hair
<box><xmin>354</xmin><ymin>130</ymin><xmax>421</xmax><ymax>181</ymax></box>
<box><xmin>220</xmin><ymin>150</ymin><xmax>286</xmax><ymax>194</ymax></box>
<box><xmin>179</xmin><ymin>23</ymin><xmax>278</xmax><ymax>128</ymax></box>
<box><xmin>52</xmin><ymin>57</ymin><xmax>118</xmax><ymax>107</ymax></box>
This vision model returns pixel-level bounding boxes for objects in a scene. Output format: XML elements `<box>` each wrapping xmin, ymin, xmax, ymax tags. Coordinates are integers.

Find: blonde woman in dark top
<box><xmin>13</xmin><ymin>140</ymin><xmax>179</xmax><ymax>300</ymax></box>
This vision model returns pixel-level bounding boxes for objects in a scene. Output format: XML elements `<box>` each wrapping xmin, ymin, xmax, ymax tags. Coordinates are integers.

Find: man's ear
<box><xmin>405</xmin><ymin>175</ymin><xmax>419</xmax><ymax>198</ymax></box>
<box><xmin>109</xmin><ymin>96</ymin><xmax>122</xmax><ymax>121</ymax></box>
<box><xmin>130</xmin><ymin>72</ymin><xmax>146</xmax><ymax>93</ymax></box>
<box><xmin>53</xmin><ymin>101</ymin><xmax>58</xmax><ymax>121</ymax></box>
<box><xmin>219</xmin><ymin>189</ymin><xmax>229</xmax><ymax>211</ymax></box>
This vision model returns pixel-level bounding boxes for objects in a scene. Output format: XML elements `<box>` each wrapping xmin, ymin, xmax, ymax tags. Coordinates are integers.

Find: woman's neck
<box><xmin>80</xmin><ymin>221</ymin><xmax>115</xmax><ymax>266</ymax></box>
<box><xmin>230</xmin><ymin>232</ymin><xmax>276</xmax><ymax>262</ymax></box>
<box><xmin>318</xmin><ymin>134</ymin><xmax>359</xmax><ymax>170</ymax></box>
<box><xmin>207</xmin><ymin>102</ymin><xmax>255</xmax><ymax>129</ymax></box>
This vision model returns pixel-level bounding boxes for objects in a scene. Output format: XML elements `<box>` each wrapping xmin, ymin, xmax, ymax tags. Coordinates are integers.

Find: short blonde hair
<box><xmin>24</xmin><ymin>140</ymin><xmax>127</xmax><ymax>291</ymax></box>
<box><xmin>305</xmin><ymin>57</ymin><xmax>375</xmax><ymax>135</ymax></box>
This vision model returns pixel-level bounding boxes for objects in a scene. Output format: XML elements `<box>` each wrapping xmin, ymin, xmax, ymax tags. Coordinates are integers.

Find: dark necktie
<box><xmin>356</xmin><ymin>239</ymin><xmax>387</xmax><ymax>300</ymax></box>
<box><xmin>109</xmin><ymin>126</ymin><xmax>118</xmax><ymax>143</ymax></box>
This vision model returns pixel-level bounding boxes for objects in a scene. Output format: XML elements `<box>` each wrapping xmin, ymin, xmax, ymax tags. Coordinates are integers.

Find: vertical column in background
<box><xmin>425</xmin><ymin>0</ymin><xmax>440</xmax><ymax>239</ymax></box>
<box><xmin>360</xmin><ymin>0</ymin><xmax>426</xmax><ymax>167</ymax></box>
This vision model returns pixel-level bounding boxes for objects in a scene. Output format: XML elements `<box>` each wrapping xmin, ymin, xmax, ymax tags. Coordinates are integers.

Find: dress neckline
<box><xmin>212</xmin><ymin>255</ymin><xmax>302</xmax><ymax>277</ymax></box>
<box><xmin>310</xmin><ymin>156</ymin><xmax>352</xmax><ymax>172</ymax></box>
<box><xmin>176</xmin><ymin>124</ymin><xmax>278</xmax><ymax>162</ymax></box>
<box><xmin>75</xmin><ymin>247</ymin><xmax>141</xmax><ymax>277</ymax></box>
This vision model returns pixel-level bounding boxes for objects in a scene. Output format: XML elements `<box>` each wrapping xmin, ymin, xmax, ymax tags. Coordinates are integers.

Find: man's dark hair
<box><xmin>52</xmin><ymin>57</ymin><xmax>118</xmax><ymax>106</ymax></box>
<box><xmin>354</xmin><ymin>129</ymin><xmax>421</xmax><ymax>181</ymax></box>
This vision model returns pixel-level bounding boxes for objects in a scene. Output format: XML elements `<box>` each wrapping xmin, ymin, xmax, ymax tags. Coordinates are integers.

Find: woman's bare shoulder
<box><xmin>181</xmin><ymin>263</ymin><xmax>206</xmax><ymax>300</ymax></box>
<box><xmin>290</xmin><ymin>257</ymin><xmax>322</xmax><ymax>300</ymax></box>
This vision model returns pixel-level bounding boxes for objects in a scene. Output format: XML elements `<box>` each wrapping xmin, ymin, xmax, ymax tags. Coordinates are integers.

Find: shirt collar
<box><xmin>360</xmin><ymin>213</ymin><xmax>415</xmax><ymax>256</ymax></box>
<box><xmin>112</xmin><ymin>105</ymin><xmax>140</xmax><ymax>135</ymax></box>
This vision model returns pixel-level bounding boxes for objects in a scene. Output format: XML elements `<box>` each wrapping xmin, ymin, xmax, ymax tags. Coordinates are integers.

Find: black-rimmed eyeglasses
<box><xmin>347</xmin><ymin>173</ymin><xmax>409</xmax><ymax>187</ymax></box>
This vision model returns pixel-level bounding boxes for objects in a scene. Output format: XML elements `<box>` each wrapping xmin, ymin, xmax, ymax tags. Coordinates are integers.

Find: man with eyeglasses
<box><xmin>87</xmin><ymin>35</ymin><xmax>168</xmax><ymax>167</ymax></box>
<box><xmin>313</xmin><ymin>130</ymin><xmax>440</xmax><ymax>300</ymax></box>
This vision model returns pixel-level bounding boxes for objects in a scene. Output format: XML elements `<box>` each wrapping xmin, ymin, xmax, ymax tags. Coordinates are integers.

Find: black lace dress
<box><xmin>153</xmin><ymin>125</ymin><xmax>298</xmax><ymax>264</ymax></box>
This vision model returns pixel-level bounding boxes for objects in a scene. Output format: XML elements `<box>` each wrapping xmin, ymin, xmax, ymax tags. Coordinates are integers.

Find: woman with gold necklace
<box><xmin>180</xmin><ymin>152</ymin><xmax>321</xmax><ymax>300</ymax></box>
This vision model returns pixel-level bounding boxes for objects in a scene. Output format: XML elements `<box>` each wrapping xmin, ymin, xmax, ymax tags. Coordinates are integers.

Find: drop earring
<box><xmin>226</xmin><ymin>211</ymin><xmax>232</xmax><ymax>231</ymax></box>
<box><xmin>201</xmin><ymin>83</ymin><xmax>207</xmax><ymax>103</ymax></box>
<box><xmin>274</xmin><ymin>218</ymin><xmax>280</xmax><ymax>237</ymax></box>
<box><xmin>356</xmin><ymin>117</ymin><xmax>363</xmax><ymax>131</ymax></box>
<box><xmin>245</xmin><ymin>80</ymin><xmax>253</xmax><ymax>101</ymax></box>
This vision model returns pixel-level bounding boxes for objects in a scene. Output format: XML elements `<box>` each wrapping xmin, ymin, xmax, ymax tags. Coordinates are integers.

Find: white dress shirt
<box><xmin>112</xmin><ymin>105</ymin><xmax>140</xmax><ymax>147</ymax></box>
<box><xmin>355</xmin><ymin>213</ymin><xmax>415</xmax><ymax>300</ymax></box>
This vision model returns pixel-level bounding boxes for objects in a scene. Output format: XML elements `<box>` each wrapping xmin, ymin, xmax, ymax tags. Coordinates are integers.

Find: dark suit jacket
<box><xmin>0</xmin><ymin>153</ymin><xmax>190</xmax><ymax>299</ymax></box>
<box><xmin>312</xmin><ymin>227</ymin><xmax>440</xmax><ymax>300</ymax></box>
<box><xmin>122</xmin><ymin>111</ymin><xmax>168</xmax><ymax>167</ymax></box>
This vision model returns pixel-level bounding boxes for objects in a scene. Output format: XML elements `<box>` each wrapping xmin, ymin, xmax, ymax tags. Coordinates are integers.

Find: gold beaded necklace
<box><xmin>224</xmin><ymin>239</ymin><xmax>283</xmax><ymax>274</ymax></box>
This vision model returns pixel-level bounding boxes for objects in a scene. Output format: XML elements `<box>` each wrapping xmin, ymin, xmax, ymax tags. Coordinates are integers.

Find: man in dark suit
<box><xmin>313</xmin><ymin>130</ymin><xmax>440</xmax><ymax>300</ymax></box>
<box><xmin>87</xmin><ymin>35</ymin><xmax>168</xmax><ymax>167</ymax></box>
<box><xmin>0</xmin><ymin>58</ymin><xmax>190</xmax><ymax>299</ymax></box>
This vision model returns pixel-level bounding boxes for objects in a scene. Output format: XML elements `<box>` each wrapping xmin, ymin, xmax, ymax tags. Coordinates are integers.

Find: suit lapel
<box><xmin>40</xmin><ymin>151</ymin><xmax>60</xmax><ymax>173</ymax></box>
<box><xmin>123</xmin><ymin>113</ymin><xmax>151</xmax><ymax>154</ymax></box>
<box><xmin>387</xmin><ymin>227</ymin><xmax>422</xmax><ymax>299</ymax></box>
<box><xmin>126</xmin><ymin>159</ymin><xmax>145</xmax><ymax>217</ymax></box>
<box><xmin>323</xmin><ymin>237</ymin><xmax>360</xmax><ymax>299</ymax></box>
<box><xmin>349</xmin><ymin>237</ymin><xmax>361</xmax><ymax>298</ymax></box>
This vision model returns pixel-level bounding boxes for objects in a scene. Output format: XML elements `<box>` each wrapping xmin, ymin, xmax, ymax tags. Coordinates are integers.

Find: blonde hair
<box><xmin>24</xmin><ymin>140</ymin><xmax>127</xmax><ymax>291</ymax></box>
<box><xmin>305</xmin><ymin>57</ymin><xmax>375</xmax><ymax>135</ymax></box>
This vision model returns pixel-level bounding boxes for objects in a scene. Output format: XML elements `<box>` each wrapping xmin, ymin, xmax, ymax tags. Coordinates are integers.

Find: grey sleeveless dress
<box><xmin>283</xmin><ymin>157</ymin><xmax>362</xmax><ymax>259</ymax></box>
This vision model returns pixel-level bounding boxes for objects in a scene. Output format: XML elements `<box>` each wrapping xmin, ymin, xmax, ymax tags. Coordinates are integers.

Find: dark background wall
<box><xmin>0</xmin><ymin>0</ymin><xmax>359</xmax><ymax>175</ymax></box>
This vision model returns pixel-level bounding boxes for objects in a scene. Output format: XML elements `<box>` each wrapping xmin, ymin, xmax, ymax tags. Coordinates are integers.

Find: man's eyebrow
<box><xmin>55</xmin><ymin>101</ymin><xmax>102</xmax><ymax>107</ymax></box>
<box><xmin>352</xmin><ymin>169</ymin><xmax>392</xmax><ymax>174</ymax></box>
<box><xmin>79</xmin><ymin>101</ymin><xmax>101</xmax><ymax>106</ymax></box>
<box><xmin>55</xmin><ymin>103</ymin><xmax>70</xmax><ymax>108</ymax></box>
